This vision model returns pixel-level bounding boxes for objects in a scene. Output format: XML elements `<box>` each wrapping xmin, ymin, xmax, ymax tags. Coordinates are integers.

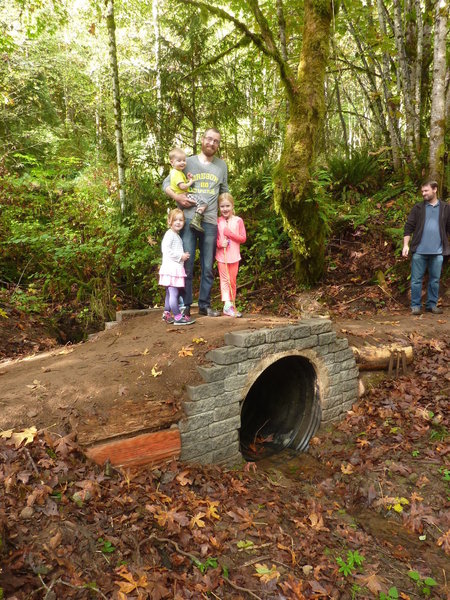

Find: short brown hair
<box><xmin>421</xmin><ymin>179</ymin><xmax>438</xmax><ymax>190</ymax></box>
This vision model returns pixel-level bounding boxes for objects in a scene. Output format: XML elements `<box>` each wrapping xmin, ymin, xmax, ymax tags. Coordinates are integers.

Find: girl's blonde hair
<box><xmin>167</xmin><ymin>208</ymin><xmax>185</xmax><ymax>227</ymax></box>
<box><xmin>218</xmin><ymin>192</ymin><xmax>234</xmax><ymax>212</ymax></box>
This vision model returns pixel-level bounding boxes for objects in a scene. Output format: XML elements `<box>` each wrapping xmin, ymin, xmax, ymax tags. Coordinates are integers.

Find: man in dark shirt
<box><xmin>402</xmin><ymin>180</ymin><xmax>450</xmax><ymax>315</ymax></box>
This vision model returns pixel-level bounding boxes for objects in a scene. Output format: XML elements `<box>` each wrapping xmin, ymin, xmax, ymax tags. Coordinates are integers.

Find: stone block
<box><xmin>238</xmin><ymin>359</ymin><xmax>261</xmax><ymax>374</ymax></box>
<box><xmin>247</xmin><ymin>343</ymin><xmax>276</xmax><ymax>359</ymax></box>
<box><xmin>266</xmin><ymin>328</ymin><xmax>292</xmax><ymax>343</ymax></box>
<box><xmin>293</xmin><ymin>335</ymin><xmax>318</xmax><ymax>350</ymax></box>
<box><xmin>319</xmin><ymin>332</ymin><xmax>337</xmax><ymax>345</ymax></box>
<box><xmin>307</xmin><ymin>319</ymin><xmax>333</xmax><ymax>334</ymax></box>
<box><xmin>224</xmin><ymin>374</ymin><xmax>249</xmax><ymax>392</ymax></box>
<box><xmin>213</xmin><ymin>391</ymin><xmax>243</xmax><ymax>407</ymax></box>
<box><xmin>288</xmin><ymin>324</ymin><xmax>312</xmax><ymax>339</ymax></box>
<box><xmin>333</xmin><ymin>337</ymin><xmax>350</xmax><ymax>351</ymax></box>
<box><xmin>186</xmin><ymin>381</ymin><xmax>225</xmax><ymax>401</ymax></box>
<box><xmin>197</xmin><ymin>364</ymin><xmax>238</xmax><ymax>383</ymax></box>
<box><xmin>211</xmin><ymin>430</ymin><xmax>239</xmax><ymax>447</ymax></box>
<box><xmin>209</xmin><ymin>416</ymin><xmax>241</xmax><ymax>438</ymax></box>
<box><xmin>183</xmin><ymin>399</ymin><xmax>215</xmax><ymax>416</ymax></box>
<box><xmin>104</xmin><ymin>321</ymin><xmax>119</xmax><ymax>330</ymax></box>
<box><xmin>181</xmin><ymin>438</ymin><xmax>214</xmax><ymax>460</ymax></box>
<box><xmin>206</xmin><ymin>346</ymin><xmax>248</xmax><ymax>365</ymax></box>
<box><xmin>178</xmin><ymin>413</ymin><xmax>213</xmax><ymax>433</ymax></box>
<box><xmin>180</xmin><ymin>425</ymin><xmax>210</xmax><ymax>446</ymax></box>
<box><xmin>224</xmin><ymin>330</ymin><xmax>267</xmax><ymax>347</ymax></box>
<box><xmin>213</xmin><ymin>443</ymin><xmax>241</xmax><ymax>464</ymax></box>
<box><xmin>274</xmin><ymin>340</ymin><xmax>298</xmax><ymax>353</ymax></box>
<box><xmin>214</xmin><ymin>402</ymin><xmax>240</xmax><ymax>421</ymax></box>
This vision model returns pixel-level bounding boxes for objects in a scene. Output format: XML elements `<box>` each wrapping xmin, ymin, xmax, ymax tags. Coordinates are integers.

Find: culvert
<box><xmin>240</xmin><ymin>356</ymin><xmax>321</xmax><ymax>460</ymax></box>
<box><xmin>179</xmin><ymin>319</ymin><xmax>359</xmax><ymax>466</ymax></box>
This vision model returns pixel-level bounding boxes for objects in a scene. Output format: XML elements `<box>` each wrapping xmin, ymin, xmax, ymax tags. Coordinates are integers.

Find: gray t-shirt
<box><xmin>163</xmin><ymin>155</ymin><xmax>229</xmax><ymax>225</ymax></box>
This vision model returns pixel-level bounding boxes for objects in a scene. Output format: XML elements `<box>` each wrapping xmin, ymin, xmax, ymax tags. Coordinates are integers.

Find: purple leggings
<box><xmin>165</xmin><ymin>286</ymin><xmax>182</xmax><ymax>316</ymax></box>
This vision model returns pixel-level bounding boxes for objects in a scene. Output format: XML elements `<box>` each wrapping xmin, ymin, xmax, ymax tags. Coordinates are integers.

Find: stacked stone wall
<box><xmin>179</xmin><ymin>319</ymin><xmax>358</xmax><ymax>465</ymax></box>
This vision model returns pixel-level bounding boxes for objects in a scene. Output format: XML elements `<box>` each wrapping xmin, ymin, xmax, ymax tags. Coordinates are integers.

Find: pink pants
<box><xmin>217</xmin><ymin>261</ymin><xmax>239</xmax><ymax>303</ymax></box>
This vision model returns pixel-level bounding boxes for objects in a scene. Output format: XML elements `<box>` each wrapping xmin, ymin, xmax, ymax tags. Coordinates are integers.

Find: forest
<box><xmin>0</xmin><ymin>0</ymin><xmax>449</xmax><ymax>599</ymax></box>
<box><xmin>0</xmin><ymin>0</ymin><xmax>448</xmax><ymax>340</ymax></box>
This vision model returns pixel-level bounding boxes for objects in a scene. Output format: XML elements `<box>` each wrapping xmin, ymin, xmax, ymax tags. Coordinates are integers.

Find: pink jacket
<box><xmin>216</xmin><ymin>215</ymin><xmax>246</xmax><ymax>263</ymax></box>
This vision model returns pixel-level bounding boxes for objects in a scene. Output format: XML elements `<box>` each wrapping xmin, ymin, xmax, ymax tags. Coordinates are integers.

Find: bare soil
<box><xmin>1</xmin><ymin>304</ymin><xmax>448</xmax><ymax>446</ymax></box>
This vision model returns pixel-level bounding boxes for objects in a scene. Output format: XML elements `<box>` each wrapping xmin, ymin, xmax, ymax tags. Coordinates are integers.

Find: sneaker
<box><xmin>190</xmin><ymin>212</ymin><xmax>204</xmax><ymax>233</ymax></box>
<box><xmin>182</xmin><ymin>305</ymin><xmax>191</xmax><ymax>317</ymax></box>
<box><xmin>223</xmin><ymin>306</ymin><xmax>236</xmax><ymax>317</ymax></box>
<box><xmin>425</xmin><ymin>306</ymin><xmax>443</xmax><ymax>314</ymax></box>
<box><xmin>173</xmin><ymin>315</ymin><xmax>195</xmax><ymax>326</ymax></box>
<box><xmin>411</xmin><ymin>307</ymin><xmax>422</xmax><ymax>315</ymax></box>
<box><xmin>198</xmin><ymin>306</ymin><xmax>220</xmax><ymax>317</ymax></box>
<box><xmin>162</xmin><ymin>311</ymin><xmax>174</xmax><ymax>324</ymax></box>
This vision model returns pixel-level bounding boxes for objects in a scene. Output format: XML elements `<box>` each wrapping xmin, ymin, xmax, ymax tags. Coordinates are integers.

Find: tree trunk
<box><xmin>274</xmin><ymin>0</ymin><xmax>333</xmax><ymax>284</ymax></box>
<box><xmin>105</xmin><ymin>0</ymin><xmax>126</xmax><ymax>214</ymax></box>
<box><xmin>428</xmin><ymin>0</ymin><xmax>448</xmax><ymax>182</ymax></box>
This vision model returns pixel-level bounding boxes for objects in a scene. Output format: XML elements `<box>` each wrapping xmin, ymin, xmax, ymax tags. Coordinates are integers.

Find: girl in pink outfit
<box><xmin>216</xmin><ymin>193</ymin><xmax>247</xmax><ymax>317</ymax></box>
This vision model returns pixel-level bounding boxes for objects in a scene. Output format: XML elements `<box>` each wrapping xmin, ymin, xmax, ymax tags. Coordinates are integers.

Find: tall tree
<box><xmin>428</xmin><ymin>0</ymin><xmax>448</xmax><ymax>182</ymax></box>
<box><xmin>105</xmin><ymin>0</ymin><xmax>126</xmax><ymax>213</ymax></box>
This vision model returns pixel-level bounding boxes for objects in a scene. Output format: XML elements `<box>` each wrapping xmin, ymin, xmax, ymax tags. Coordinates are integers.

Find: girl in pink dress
<box><xmin>216</xmin><ymin>193</ymin><xmax>247</xmax><ymax>317</ymax></box>
<box><xmin>159</xmin><ymin>209</ymin><xmax>195</xmax><ymax>325</ymax></box>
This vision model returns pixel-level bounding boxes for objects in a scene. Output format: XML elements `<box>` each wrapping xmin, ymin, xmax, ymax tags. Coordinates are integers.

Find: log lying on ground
<box><xmin>352</xmin><ymin>345</ymin><xmax>413</xmax><ymax>371</ymax></box>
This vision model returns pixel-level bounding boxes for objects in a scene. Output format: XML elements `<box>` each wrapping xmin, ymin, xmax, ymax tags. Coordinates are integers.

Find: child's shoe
<box><xmin>162</xmin><ymin>310</ymin><xmax>174</xmax><ymax>324</ymax></box>
<box><xmin>173</xmin><ymin>314</ymin><xmax>195</xmax><ymax>326</ymax></box>
<box><xmin>190</xmin><ymin>211</ymin><xmax>204</xmax><ymax>233</ymax></box>
<box><xmin>223</xmin><ymin>306</ymin><xmax>236</xmax><ymax>317</ymax></box>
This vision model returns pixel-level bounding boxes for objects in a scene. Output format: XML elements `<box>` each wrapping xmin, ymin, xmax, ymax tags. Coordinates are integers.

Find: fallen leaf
<box><xmin>341</xmin><ymin>463</ymin><xmax>354</xmax><ymax>474</ymax></box>
<box><xmin>190</xmin><ymin>512</ymin><xmax>206</xmax><ymax>529</ymax></box>
<box><xmin>151</xmin><ymin>364</ymin><xmax>162</xmax><ymax>377</ymax></box>
<box><xmin>178</xmin><ymin>346</ymin><xmax>193</xmax><ymax>357</ymax></box>
<box><xmin>192</xmin><ymin>337</ymin><xmax>206</xmax><ymax>344</ymax></box>
<box><xmin>355</xmin><ymin>572</ymin><xmax>383</xmax><ymax>595</ymax></box>
<box><xmin>176</xmin><ymin>470</ymin><xmax>192</xmax><ymax>486</ymax></box>
<box><xmin>254</xmin><ymin>563</ymin><xmax>280</xmax><ymax>583</ymax></box>
<box><xmin>0</xmin><ymin>426</ymin><xmax>37</xmax><ymax>448</ymax></box>
<box><xmin>142</xmin><ymin>348</ymin><xmax>150</xmax><ymax>355</ymax></box>
<box><xmin>118</xmin><ymin>385</ymin><xmax>127</xmax><ymax>396</ymax></box>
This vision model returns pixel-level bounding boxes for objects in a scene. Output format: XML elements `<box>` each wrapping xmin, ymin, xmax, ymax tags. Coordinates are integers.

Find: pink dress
<box><xmin>158</xmin><ymin>229</ymin><xmax>186</xmax><ymax>288</ymax></box>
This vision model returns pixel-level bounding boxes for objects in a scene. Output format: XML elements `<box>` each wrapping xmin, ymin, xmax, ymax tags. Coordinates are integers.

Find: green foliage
<box><xmin>336</xmin><ymin>550</ymin><xmax>365</xmax><ymax>577</ymax></box>
<box><xmin>97</xmin><ymin>538</ymin><xmax>116</xmax><ymax>554</ymax></box>
<box><xmin>328</xmin><ymin>150</ymin><xmax>381</xmax><ymax>201</ymax></box>
<box><xmin>231</xmin><ymin>161</ymin><xmax>289</xmax><ymax>291</ymax></box>
<box><xmin>193</xmin><ymin>556</ymin><xmax>218</xmax><ymax>574</ymax></box>
<box><xmin>379</xmin><ymin>587</ymin><xmax>399</xmax><ymax>599</ymax></box>
<box><xmin>407</xmin><ymin>571</ymin><xmax>437</xmax><ymax>597</ymax></box>
<box><xmin>0</xmin><ymin>164</ymin><xmax>165</xmax><ymax>329</ymax></box>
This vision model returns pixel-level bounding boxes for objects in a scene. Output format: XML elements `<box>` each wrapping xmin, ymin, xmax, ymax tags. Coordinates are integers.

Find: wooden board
<box><xmin>76</xmin><ymin>399</ymin><xmax>181</xmax><ymax>445</ymax></box>
<box><xmin>85</xmin><ymin>428</ymin><xmax>181</xmax><ymax>468</ymax></box>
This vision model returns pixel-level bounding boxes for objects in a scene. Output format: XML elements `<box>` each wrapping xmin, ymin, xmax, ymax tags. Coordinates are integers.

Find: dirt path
<box><xmin>1</xmin><ymin>307</ymin><xmax>447</xmax><ymax>443</ymax></box>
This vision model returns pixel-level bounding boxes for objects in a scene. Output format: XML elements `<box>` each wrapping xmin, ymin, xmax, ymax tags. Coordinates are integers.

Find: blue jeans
<box><xmin>410</xmin><ymin>253</ymin><xmax>443</xmax><ymax>309</ymax></box>
<box><xmin>180</xmin><ymin>219</ymin><xmax>217</xmax><ymax>309</ymax></box>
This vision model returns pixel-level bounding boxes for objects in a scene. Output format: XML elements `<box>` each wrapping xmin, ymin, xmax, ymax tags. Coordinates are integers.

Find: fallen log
<box><xmin>352</xmin><ymin>345</ymin><xmax>413</xmax><ymax>371</ymax></box>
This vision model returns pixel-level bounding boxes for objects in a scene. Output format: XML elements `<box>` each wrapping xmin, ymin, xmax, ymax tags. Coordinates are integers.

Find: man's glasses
<box><xmin>203</xmin><ymin>136</ymin><xmax>220</xmax><ymax>145</ymax></box>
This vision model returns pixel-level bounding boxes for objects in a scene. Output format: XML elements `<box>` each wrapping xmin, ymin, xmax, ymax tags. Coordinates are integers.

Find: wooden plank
<box><xmin>85</xmin><ymin>428</ymin><xmax>181</xmax><ymax>468</ymax></box>
<box><xmin>76</xmin><ymin>400</ymin><xmax>182</xmax><ymax>445</ymax></box>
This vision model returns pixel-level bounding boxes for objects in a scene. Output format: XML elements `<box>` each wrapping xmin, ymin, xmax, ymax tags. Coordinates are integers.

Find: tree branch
<box><xmin>181</xmin><ymin>35</ymin><xmax>251</xmax><ymax>80</ymax></box>
<box><xmin>179</xmin><ymin>0</ymin><xmax>296</xmax><ymax>99</ymax></box>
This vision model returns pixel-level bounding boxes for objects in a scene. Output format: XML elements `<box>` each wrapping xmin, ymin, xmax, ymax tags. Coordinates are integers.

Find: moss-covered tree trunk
<box><xmin>274</xmin><ymin>0</ymin><xmax>333</xmax><ymax>284</ymax></box>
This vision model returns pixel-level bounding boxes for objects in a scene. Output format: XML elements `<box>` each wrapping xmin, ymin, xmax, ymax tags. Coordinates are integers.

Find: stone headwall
<box><xmin>179</xmin><ymin>318</ymin><xmax>359</xmax><ymax>465</ymax></box>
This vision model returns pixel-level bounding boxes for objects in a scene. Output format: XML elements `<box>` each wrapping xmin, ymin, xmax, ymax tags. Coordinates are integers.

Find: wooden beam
<box><xmin>84</xmin><ymin>428</ymin><xmax>181</xmax><ymax>468</ymax></box>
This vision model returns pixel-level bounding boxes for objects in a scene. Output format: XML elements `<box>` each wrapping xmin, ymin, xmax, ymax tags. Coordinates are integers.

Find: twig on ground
<box><xmin>223</xmin><ymin>576</ymin><xmax>263</xmax><ymax>599</ymax></box>
<box><xmin>24</xmin><ymin>447</ymin><xmax>40</xmax><ymax>475</ymax></box>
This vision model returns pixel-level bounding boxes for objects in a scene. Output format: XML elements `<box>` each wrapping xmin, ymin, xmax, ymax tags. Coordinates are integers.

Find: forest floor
<box><xmin>0</xmin><ymin>236</ymin><xmax>449</xmax><ymax>599</ymax></box>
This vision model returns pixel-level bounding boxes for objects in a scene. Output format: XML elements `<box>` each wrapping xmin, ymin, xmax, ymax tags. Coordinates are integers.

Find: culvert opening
<box><xmin>240</xmin><ymin>356</ymin><xmax>321</xmax><ymax>461</ymax></box>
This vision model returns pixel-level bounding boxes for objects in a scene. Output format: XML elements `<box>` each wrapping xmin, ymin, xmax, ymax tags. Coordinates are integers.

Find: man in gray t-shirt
<box><xmin>163</xmin><ymin>128</ymin><xmax>229</xmax><ymax>317</ymax></box>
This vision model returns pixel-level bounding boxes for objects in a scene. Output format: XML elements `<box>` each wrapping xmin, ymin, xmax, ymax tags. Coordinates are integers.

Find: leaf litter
<box><xmin>1</xmin><ymin>340</ymin><xmax>449</xmax><ymax>599</ymax></box>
